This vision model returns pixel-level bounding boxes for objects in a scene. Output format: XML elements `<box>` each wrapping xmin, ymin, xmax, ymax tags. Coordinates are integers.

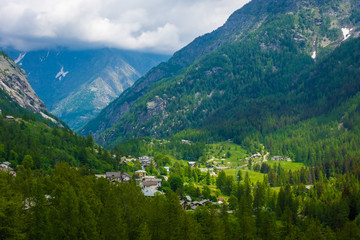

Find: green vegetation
<box><xmin>2</xmin><ymin>160</ymin><xmax>360</xmax><ymax>240</ymax></box>
<box><xmin>0</xmin><ymin>91</ymin><xmax>114</xmax><ymax>173</ymax></box>
<box><xmin>1</xmin><ymin>0</ymin><xmax>360</xmax><ymax>239</ymax></box>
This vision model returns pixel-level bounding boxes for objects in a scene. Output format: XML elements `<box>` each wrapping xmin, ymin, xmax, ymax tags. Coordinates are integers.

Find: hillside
<box><xmin>5</xmin><ymin>48</ymin><xmax>169</xmax><ymax>129</ymax></box>
<box><xmin>0</xmin><ymin>52</ymin><xmax>61</xmax><ymax>125</ymax></box>
<box><xmin>0</xmin><ymin>87</ymin><xmax>115</xmax><ymax>173</ymax></box>
<box><xmin>80</xmin><ymin>0</ymin><xmax>360</xmax><ymax>148</ymax></box>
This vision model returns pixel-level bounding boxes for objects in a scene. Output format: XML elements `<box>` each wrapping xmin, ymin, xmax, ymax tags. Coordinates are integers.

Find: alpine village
<box><xmin>1</xmin><ymin>0</ymin><xmax>360</xmax><ymax>239</ymax></box>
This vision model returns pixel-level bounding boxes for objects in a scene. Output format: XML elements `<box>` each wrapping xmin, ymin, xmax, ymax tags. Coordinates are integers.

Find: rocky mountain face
<box><xmin>80</xmin><ymin>0</ymin><xmax>360</xmax><ymax>147</ymax></box>
<box><xmin>0</xmin><ymin>52</ymin><xmax>59</xmax><ymax>123</ymax></box>
<box><xmin>5</xmin><ymin>48</ymin><xmax>169</xmax><ymax>129</ymax></box>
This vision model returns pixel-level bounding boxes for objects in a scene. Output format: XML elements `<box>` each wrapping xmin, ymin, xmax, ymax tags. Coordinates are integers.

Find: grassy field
<box><xmin>207</xmin><ymin>142</ymin><xmax>248</xmax><ymax>162</ymax></box>
<box><xmin>265</xmin><ymin>160</ymin><xmax>305</xmax><ymax>171</ymax></box>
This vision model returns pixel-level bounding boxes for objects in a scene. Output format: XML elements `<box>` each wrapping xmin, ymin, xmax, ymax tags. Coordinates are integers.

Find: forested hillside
<box><xmin>80</xmin><ymin>0</ymin><xmax>360</xmax><ymax>151</ymax></box>
<box><xmin>0</xmin><ymin>89</ymin><xmax>115</xmax><ymax>173</ymax></box>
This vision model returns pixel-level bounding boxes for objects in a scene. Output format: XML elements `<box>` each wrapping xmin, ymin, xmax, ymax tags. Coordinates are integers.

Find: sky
<box><xmin>0</xmin><ymin>0</ymin><xmax>250</xmax><ymax>54</ymax></box>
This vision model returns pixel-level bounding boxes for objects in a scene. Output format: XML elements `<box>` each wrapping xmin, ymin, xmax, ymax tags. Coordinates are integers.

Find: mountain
<box><xmin>0</xmin><ymin>52</ymin><xmax>60</xmax><ymax>125</ymax></box>
<box><xmin>80</xmin><ymin>0</ymin><xmax>360</xmax><ymax>148</ymax></box>
<box><xmin>0</xmin><ymin>67</ymin><xmax>115</xmax><ymax>172</ymax></box>
<box><xmin>5</xmin><ymin>48</ymin><xmax>169</xmax><ymax>129</ymax></box>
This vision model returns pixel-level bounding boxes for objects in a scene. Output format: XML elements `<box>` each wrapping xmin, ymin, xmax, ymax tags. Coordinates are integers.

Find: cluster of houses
<box><xmin>0</xmin><ymin>161</ymin><xmax>16</xmax><ymax>176</ymax></box>
<box><xmin>181</xmin><ymin>198</ymin><xmax>210</xmax><ymax>210</ymax></box>
<box><xmin>245</xmin><ymin>153</ymin><xmax>292</xmax><ymax>162</ymax></box>
<box><xmin>245</xmin><ymin>153</ymin><xmax>262</xmax><ymax>160</ymax></box>
<box><xmin>96</xmin><ymin>164</ymin><xmax>163</xmax><ymax>197</ymax></box>
<box><xmin>104</xmin><ymin>172</ymin><xmax>132</xmax><ymax>182</ymax></box>
<box><xmin>120</xmin><ymin>155</ymin><xmax>155</xmax><ymax>168</ymax></box>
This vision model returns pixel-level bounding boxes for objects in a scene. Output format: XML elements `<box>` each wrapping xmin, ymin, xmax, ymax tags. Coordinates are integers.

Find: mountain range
<box><xmin>79</xmin><ymin>0</ymin><xmax>360</xmax><ymax>149</ymax></box>
<box><xmin>5</xmin><ymin>48</ymin><xmax>169</xmax><ymax>129</ymax></box>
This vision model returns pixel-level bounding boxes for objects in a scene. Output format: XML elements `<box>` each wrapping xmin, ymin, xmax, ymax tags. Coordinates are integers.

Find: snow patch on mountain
<box><xmin>14</xmin><ymin>53</ymin><xmax>26</xmax><ymax>65</ymax></box>
<box><xmin>55</xmin><ymin>67</ymin><xmax>69</xmax><ymax>81</ymax></box>
<box><xmin>341</xmin><ymin>28</ymin><xmax>352</xmax><ymax>41</ymax></box>
<box><xmin>40</xmin><ymin>51</ymin><xmax>50</xmax><ymax>62</ymax></box>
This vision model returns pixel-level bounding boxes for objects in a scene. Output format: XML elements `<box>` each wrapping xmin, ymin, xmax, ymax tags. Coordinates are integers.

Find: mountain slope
<box><xmin>0</xmin><ymin>52</ymin><xmax>61</xmax><ymax>125</ymax></box>
<box><xmin>0</xmin><ymin>84</ymin><xmax>115</xmax><ymax>172</ymax></box>
<box><xmin>6</xmin><ymin>48</ymin><xmax>169</xmax><ymax>129</ymax></box>
<box><xmin>80</xmin><ymin>0</ymin><xmax>360</xmax><ymax>147</ymax></box>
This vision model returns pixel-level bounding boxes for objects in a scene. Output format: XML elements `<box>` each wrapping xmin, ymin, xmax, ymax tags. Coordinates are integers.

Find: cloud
<box><xmin>0</xmin><ymin>0</ymin><xmax>249</xmax><ymax>54</ymax></box>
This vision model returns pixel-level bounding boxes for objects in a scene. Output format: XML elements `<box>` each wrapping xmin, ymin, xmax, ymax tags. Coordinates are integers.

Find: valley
<box><xmin>1</xmin><ymin>0</ymin><xmax>360</xmax><ymax>239</ymax></box>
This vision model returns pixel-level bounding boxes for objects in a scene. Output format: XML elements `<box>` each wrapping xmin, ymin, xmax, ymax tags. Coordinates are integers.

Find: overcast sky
<box><xmin>0</xmin><ymin>0</ymin><xmax>250</xmax><ymax>54</ymax></box>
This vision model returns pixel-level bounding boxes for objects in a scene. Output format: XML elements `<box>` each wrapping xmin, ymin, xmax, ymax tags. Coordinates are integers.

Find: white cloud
<box><xmin>0</xmin><ymin>0</ymin><xmax>250</xmax><ymax>54</ymax></box>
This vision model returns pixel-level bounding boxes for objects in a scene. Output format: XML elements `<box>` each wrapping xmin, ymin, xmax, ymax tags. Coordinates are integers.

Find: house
<box><xmin>164</xmin><ymin>166</ymin><xmax>170</xmax><ymax>173</ymax></box>
<box><xmin>5</xmin><ymin>116</ymin><xmax>14</xmax><ymax>120</ymax></box>
<box><xmin>181</xmin><ymin>139</ymin><xmax>191</xmax><ymax>144</ymax></box>
<box><xmin>141</xmin><ymin>181</ymin><xmax>159</xmax><ymax>188</ymax></box>
<box><xmin>0</xmin><ymin>162</ymin><xmax>15</xmax><ymax>176</ymax></box>
<box><xmin>246</xmin><ymin>153</ymin><xmax>262</xmax><ymax>160</ymax></box>
<box><xmin>121</xmin><ymin>172</ymin><xmax>132</xmax><ymax>181</ymax></box>
<box><xmin>139</xmin><ymin>156</ymin><xmax>153</xmax><ymax>161</ymax></box>
<box><xmin>142</xmin><ymin>187</ymin><xmax>162</xmax><ymax>197</ymax></box>
<box><xmin>188</xmin><ymin>162</ymin><xmax>196</xmax><ymax>167</ymax></box>
<box><xmin>144</xmin><ymin>178</ymin><xmax>162</xmax><ymax>187</ymax></box>
<box><xmin>106</xmin><ymin>172</ymin><xmax>122</xmax><ymax>181</ymax></box>
<box><xmin>272</xmin><ymin>156</ymin><xmax>292</xmax><ymax>161</ymax></box>
<box><xmin>181</xmin><ymin>199</ymin><xmax>210</xmax><ymax>210</ymax></box>
<box><xmin>139</xmin><ymin>156</ymin><xmax>154</xmax><ymax>168</ymax></box>
<box><xmin>140</xmin><ymin>178</ymin><xmax>163</xmax><ymax>197</ymax></box>
<box><xmin>0</xmin><ymin>162</ymin><xmax>10</xmax><ymax>168</ymax></box>
<box><xmin>0</xmin><ymin>109</ymin><xmax>2</xmax><ymax>115</ymax></box>
<box><xmin>105</xmin><ymin>172</ymin><xmax>132</xmax><ymax>182</ymax></box>
<box><xmin>135</xmin><ymin>170</ymin><xmax>146</xmax><ymax>178</ymax></box>
<box><xmin>95</xmin><ymin>174</ymin><xmax>106</xmax><ymax>178</ymax></box>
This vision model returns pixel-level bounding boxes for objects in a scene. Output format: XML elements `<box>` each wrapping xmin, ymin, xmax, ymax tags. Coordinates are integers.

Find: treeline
<box><xmin>2</xmin><ymin>162</ymin><xmax>360</xmax><ymax>240</ymax></box>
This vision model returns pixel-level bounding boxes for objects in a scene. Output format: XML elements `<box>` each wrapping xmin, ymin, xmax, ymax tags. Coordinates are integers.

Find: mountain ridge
<box><xmin>80</xmin><ymin>0</ymin><xmax>360</xmax><ymax>147</ymax></box>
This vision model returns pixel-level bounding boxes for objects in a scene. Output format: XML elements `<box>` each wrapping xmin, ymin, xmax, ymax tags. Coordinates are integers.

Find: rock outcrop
<box><xmin>0</xmin><ymin>53</ymin><xmax>57</xmax><ymax>123</ymax></box>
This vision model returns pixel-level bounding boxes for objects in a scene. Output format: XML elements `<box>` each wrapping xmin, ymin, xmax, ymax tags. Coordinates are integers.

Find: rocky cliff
<box><xmin>0</xmin><ymin>52</ymin><xmax>58</xmax><ymax>123</ymax></box>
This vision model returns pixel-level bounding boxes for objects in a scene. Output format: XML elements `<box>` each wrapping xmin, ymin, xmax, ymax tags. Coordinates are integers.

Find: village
<box><xmin>0</xmin><ymin>136</ymin><xmax>298</xmax><ymax>212</ymax></box>
<box><xmin>89</xmin><ymin>139</ymin><xmax>297</xmax><ymax>211</ymax></box>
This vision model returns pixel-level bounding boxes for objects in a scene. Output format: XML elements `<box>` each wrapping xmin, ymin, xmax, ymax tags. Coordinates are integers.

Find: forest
<box><xmin>1</xmin><ymin>160</ymin><xmax>360</xmax><ymax>240</ymax></box>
